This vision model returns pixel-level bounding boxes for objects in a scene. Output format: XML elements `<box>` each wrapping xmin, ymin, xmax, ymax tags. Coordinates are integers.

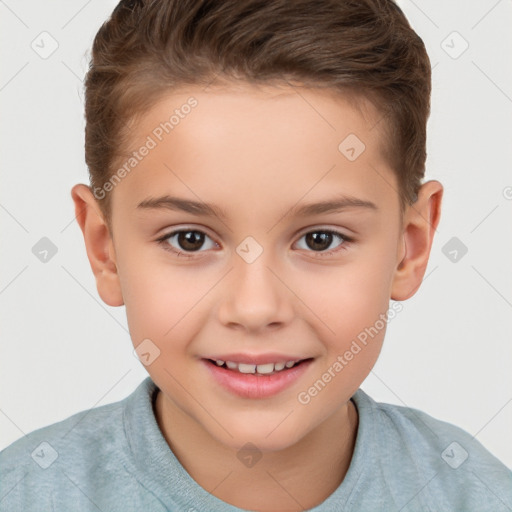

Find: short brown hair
<box><xmin>84</xmin><ymin>0</ymin><xmax>431</xmax><ymax>228</ymax></box>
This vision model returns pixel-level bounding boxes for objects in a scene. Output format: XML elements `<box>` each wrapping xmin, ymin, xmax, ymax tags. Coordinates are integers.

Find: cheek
<box><xmin>293</xmin><ymin>258</ymin><xmax>393</xmax><ymax>340</ymax></box>
<box><xmin>288</xmin><ymin>240</ymin><xmax>395</xmax><ymax>375</ymax></box>
<box><xmin>295</xmin><ymin>275</ymin><xmax>388</xmax><ymax>417</ymax></box>
<box><xmin>121</xmin><ymin>256</ymin><xmax>218</xmax><ymax>352</ymax></box>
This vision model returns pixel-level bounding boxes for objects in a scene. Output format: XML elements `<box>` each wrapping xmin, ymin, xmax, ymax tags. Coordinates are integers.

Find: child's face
<box><xmin>85</xmin><ymin>84</ymin><xmax>424</xmax><ymax>450</ymax></box>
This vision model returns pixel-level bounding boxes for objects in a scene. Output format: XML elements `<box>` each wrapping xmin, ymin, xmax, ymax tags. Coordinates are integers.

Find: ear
<box><xmin>70</xmin><ymin>184</ymin><xmax>124</xmax><ymax>307</ymax></box>
<box><xmin>391</xmin><ymin>180</ymin><xmax>443</xmax><ymax>301</ymax></box>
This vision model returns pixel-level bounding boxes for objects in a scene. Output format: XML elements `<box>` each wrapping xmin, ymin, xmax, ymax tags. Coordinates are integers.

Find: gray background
<box><xmin>1</xmin><ymin>0</ymin><xmax>511</xmax><ymax>468</ymax></box>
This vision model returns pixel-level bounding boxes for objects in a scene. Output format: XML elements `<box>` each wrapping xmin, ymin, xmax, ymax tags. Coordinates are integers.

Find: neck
<box><xmin>154</xmin><ymin>392</ymin><xmax>358</xmax><ymax>511</ymax></box>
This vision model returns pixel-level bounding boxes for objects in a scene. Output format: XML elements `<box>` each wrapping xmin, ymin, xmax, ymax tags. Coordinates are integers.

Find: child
<box><xmin>1</xmin><ymin>0</ymin><xmax>511</xmax><ymax>510</ymax></box>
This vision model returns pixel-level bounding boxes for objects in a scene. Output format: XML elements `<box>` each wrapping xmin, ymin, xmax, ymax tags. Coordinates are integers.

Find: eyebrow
<box><xmin>136</xmin><ymin>194</ymin><xmax>378</xmax><ymax>220</ymax></box>
<box><xmin>289</xmin><ymin>195</ymin><xmax>378</xmax><ymax>216</ymax></box>
<box><xmin>137</xmin><ymin>195</ymin><xmax>228</xmax><ymax>219</ymax></box>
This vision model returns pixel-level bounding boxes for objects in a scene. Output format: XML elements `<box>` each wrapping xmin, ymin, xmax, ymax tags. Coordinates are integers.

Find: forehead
<box><xmin>111</xmin><ymin>83</ymin><xmax>398</xmax><ymax>220</ymax></box>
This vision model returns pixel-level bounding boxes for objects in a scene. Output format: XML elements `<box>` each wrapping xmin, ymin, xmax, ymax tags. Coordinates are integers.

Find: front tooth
<box><xmin>238</xmin><ymin>363</ymin><xmax>256</xmax><ymax>374</ymax></box>
<box><xmin>285</xmin><ymin>361</ymin><xmax>295</xmax><ymax>368</ymax></box>
<box><xmin>215</xmin><ymin>360</ymin><xmax>225</xmax><ymax>366</ymax></box>
<box><xmin>256</xmin><ymin>363</ymin><xmax>275</xmax><ymax>374</ymax></box>
<box><xmin>226</xmin><ymin>361</ymin><xmax>238</xmax><ymax>370</ymax></box>
<box><xmin>274</xmin><ymin>362</ymin><xmax>286</xmax><ymax>371</ymax></box>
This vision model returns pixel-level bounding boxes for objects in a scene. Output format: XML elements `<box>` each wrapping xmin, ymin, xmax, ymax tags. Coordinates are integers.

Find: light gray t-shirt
<box><xmin>1</xmin><ymin>377</ymin><xmax>511</xmax><ymax>511</ymax></box>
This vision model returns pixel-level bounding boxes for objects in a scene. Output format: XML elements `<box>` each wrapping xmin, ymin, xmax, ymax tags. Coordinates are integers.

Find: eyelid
<box><xmin>155</xmin><ymin>223</ymin><xmax>222</xmax><ymax>245</ymax></box>
<box><xmin>294</xmin><ymin>224</ymin><xmax>354</xmax><ymax>239</ymax></box>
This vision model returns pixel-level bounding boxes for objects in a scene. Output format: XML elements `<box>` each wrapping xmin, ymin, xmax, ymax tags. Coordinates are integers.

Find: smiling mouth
<box><xmin>206</xmin><ymin>358</ymin><xmax>311</xmax><ymax>376</ymax></box>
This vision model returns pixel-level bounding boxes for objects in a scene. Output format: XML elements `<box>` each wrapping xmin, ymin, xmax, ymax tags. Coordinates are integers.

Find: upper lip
<box><xmin>204</xmin><ymin>353</ymin><xmax>309</xmax><ymax>365</ymax></box>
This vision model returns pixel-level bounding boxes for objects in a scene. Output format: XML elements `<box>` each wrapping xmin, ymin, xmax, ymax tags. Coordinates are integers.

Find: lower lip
<box><xmin>203</xmin><ymin>359</ymin><xmax>313</xmax><ymax>399</ymax></box>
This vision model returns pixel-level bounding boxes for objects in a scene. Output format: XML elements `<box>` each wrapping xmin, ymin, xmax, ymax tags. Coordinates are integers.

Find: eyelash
<box><xmin>156</xmin><ymin>228</ymin><xmax>354</xmax><ymax>259</ymax></box>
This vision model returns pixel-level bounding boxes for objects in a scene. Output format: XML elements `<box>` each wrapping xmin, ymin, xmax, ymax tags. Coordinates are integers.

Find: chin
<box><xmin>209</xmin><ymin>417</ymin><xmax>310</xmax><ymax>453</ymax></box>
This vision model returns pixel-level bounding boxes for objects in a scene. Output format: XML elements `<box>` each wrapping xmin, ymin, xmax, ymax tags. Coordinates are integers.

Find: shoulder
<box><xmin>0</xmin><ymin>395</ymin><xmax>125</xmax><ymax>476</ymax></box>
<box><xmin>0</xmin><ymin>379</ymin><xmax>153</xmax><ymax>511</ymax></box>
<box><xmin>351</xmin><ymin>389</ymin><xmax>512</xmax><ymax>511</ymax></box>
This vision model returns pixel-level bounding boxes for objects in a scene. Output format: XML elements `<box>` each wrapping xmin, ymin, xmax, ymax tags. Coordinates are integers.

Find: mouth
<box><xmin>202</xmin><ymin>356</ymin><xmax>314</xmax><ymax>399</ymax></box>
<box><xmin>206</xmin><ymin>358</ymin><xmax>307</xmax><ymax>375</ymax></box>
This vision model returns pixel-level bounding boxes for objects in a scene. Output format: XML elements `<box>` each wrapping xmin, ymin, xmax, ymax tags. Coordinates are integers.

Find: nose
<box><xmin>216</xmin><ymin>253</ymin><xmax>294</xmax><ymax>333</ymax></box>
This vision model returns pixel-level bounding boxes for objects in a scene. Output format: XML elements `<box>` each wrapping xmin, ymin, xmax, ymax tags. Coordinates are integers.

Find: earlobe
<box><xmin>391</xmin><ymin>180</ymin><xmax>443</xmax><ymax>301</ymax></box>
<box><xmin>70</xmin><ymin>184</ymin><xmax>124</xmax><ymax>307</ymax></box>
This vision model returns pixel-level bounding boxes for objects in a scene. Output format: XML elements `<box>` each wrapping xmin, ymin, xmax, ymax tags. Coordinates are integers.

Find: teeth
<box><xmin>213</xmin><ymin>359</ymin><xmax>299</xmax><ymax>374</ymax></box>
<box><xmin>256</xmin><ymin>363</ymin><xmax>274</xmax><ymax>374</ymax></box>
<box><xmin>238</xmin><ymin>363</ymin><xmax>256</xmax><ymax>374</ymax></box>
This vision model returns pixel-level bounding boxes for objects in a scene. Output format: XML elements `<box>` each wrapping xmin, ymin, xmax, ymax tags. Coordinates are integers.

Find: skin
<box><xmin>72</xmin><ymin>82</ymin><xmax>442</xmax><ymax>511</ymax></box>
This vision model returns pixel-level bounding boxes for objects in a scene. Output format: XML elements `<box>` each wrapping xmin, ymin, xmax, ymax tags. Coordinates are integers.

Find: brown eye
<box><xmin>305</xmin><ymin>232</ymin><xmax>333</xmax><ymax>251</ymax></box>
<box><xmin>176</xmin><ymin>231</ymin><xmax>205</xmax><ymax>251</ymax></box>
<box><xmin>157</xmin><ymin>229</ymin><xmax>217</xmax><ymax>256</ymax></box>
<box><xmin>295</xmin><ymin>229</ymin><xmax>352</xmax><ymax>255</ymax></box>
